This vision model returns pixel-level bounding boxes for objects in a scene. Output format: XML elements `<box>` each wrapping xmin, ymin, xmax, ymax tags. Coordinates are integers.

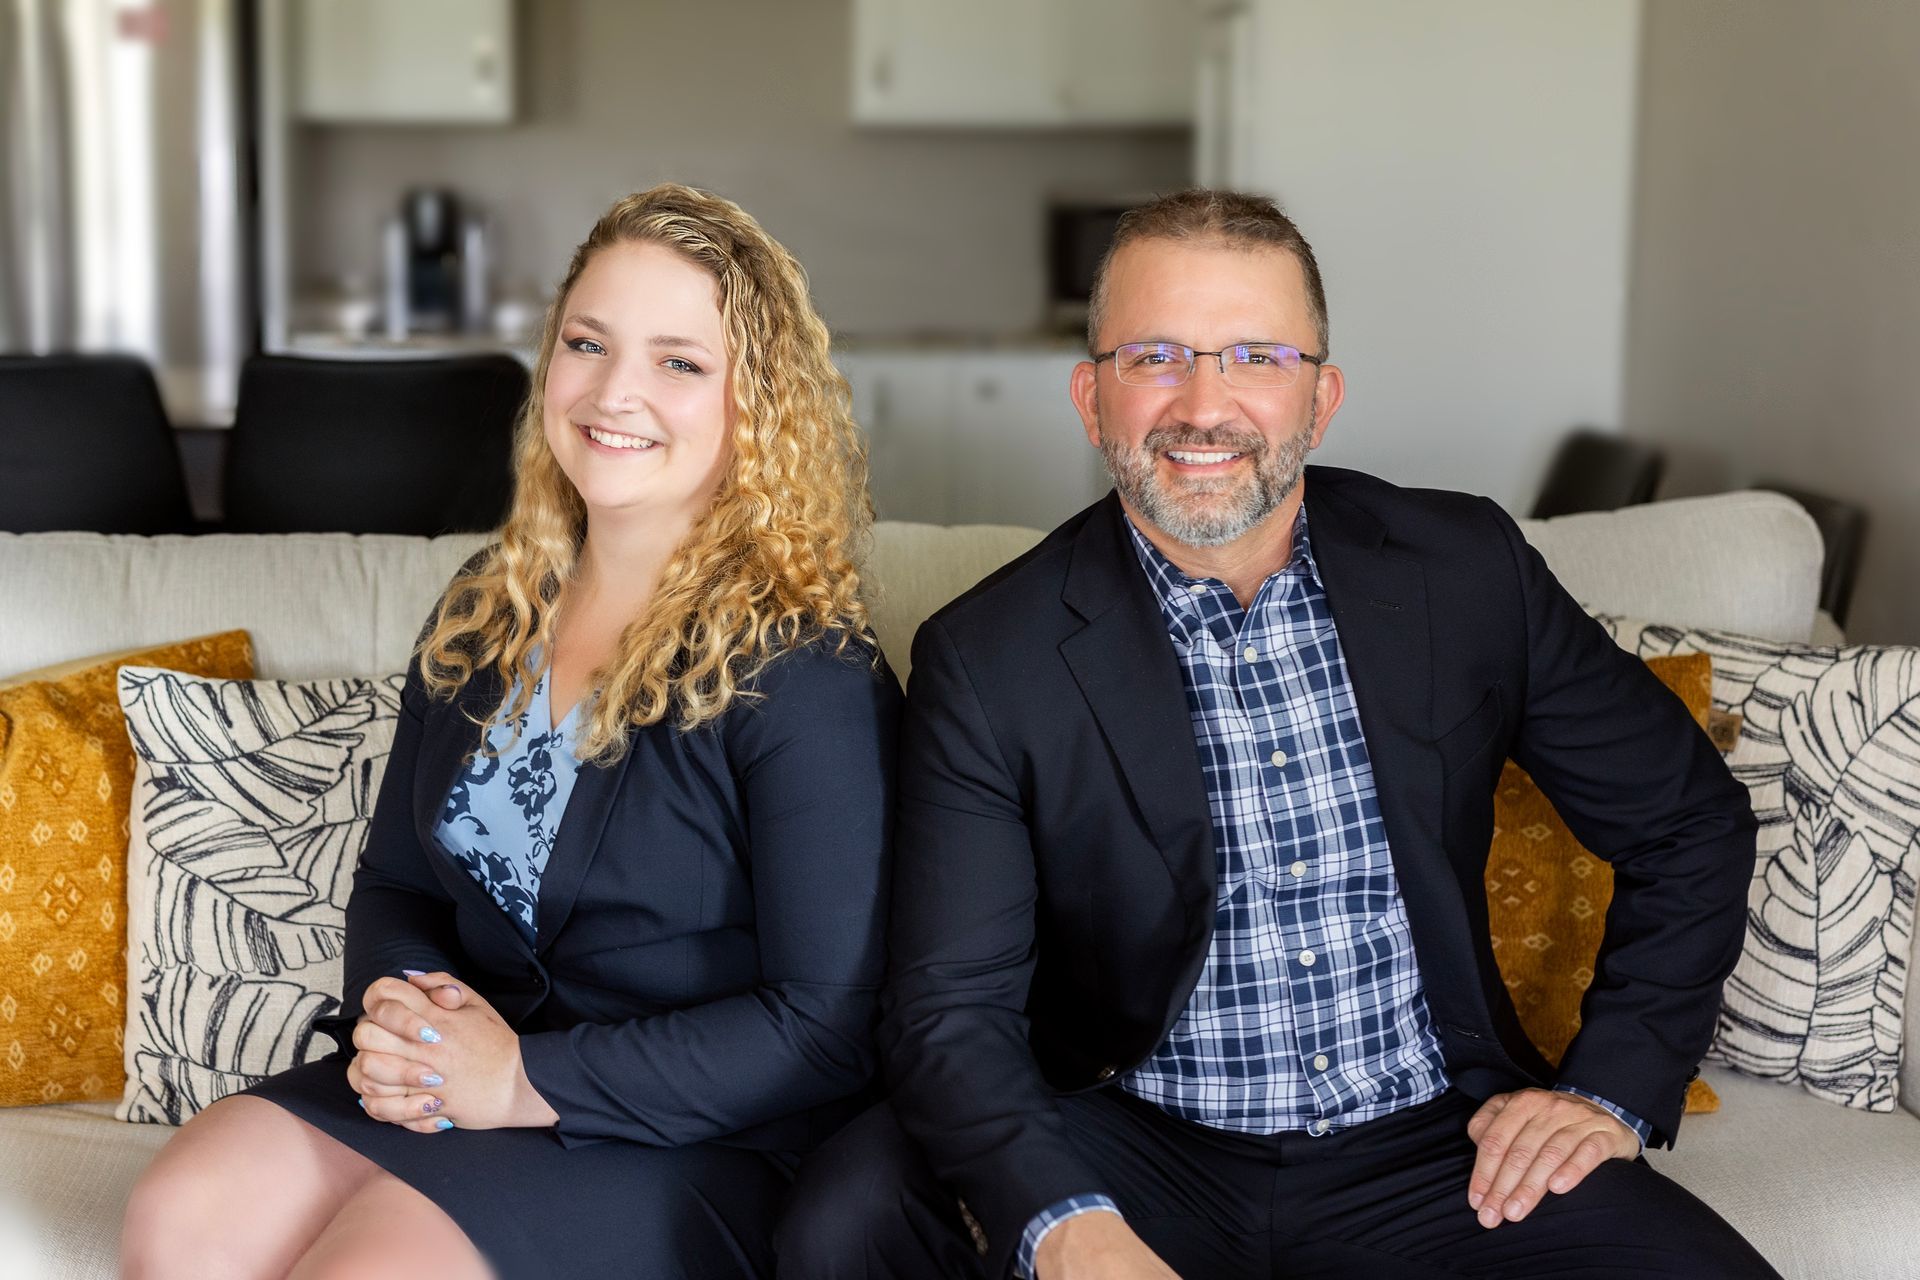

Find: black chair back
<box><xmin>1757</xmin><ymin>482</ymin><xmax>1868</xmax><ymax>628</ymax></box>
<box><xmin>224</xmin><ymin>354</ymin><xmax>529</xmax><ymax>535</ymax></box>
<box><xmin>0</xmin><ymin>354</ymin><xmax>195</xmax><ymax>534</ymax></box>
<box><xmin>1530</xmin><ymin>428</ymin><xmax>1667</xmax><ymax>520</ymax></box>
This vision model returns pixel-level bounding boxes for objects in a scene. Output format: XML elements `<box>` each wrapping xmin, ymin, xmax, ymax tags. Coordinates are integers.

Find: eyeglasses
<box><xmin>1092</xmin><ymin>341</ymin><xmax>1323</xmax><ymax>388</ymax></box>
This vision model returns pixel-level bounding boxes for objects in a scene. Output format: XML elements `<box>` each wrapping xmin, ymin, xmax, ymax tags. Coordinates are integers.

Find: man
<box><xmin>779</xmin><ymin>190</ymin><xmax>1777</xmax><ymax>1279</ymax></box>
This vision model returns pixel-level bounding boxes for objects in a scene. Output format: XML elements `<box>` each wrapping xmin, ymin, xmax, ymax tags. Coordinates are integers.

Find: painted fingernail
<box><xmin>434</xmin><ymin>1117</ymin><xmax>454</xmax><ymax>1130</ymax></box>
<box><xmin>356</xmin><ymin>1097</ymin><xmax>366</xmax><ymax>1110</ymax></box>
<box><xmin>402</xmin><ymin>968</ymin><xmax>426</xmax><ymax>977</ymax></box>
<box><xmin>422</xmin><ymin>1097</ymin><xmax>443</xmax><ymax>1115</ymax></box>
<box><xmin>420</xmin><ymin>1026</ymin><xmax>442</xmax><ymax>1044</ymax></box>
<box><xmin>436</xmin><ymin>984</ymin><xmax>463</xmax><ymax>997</ymax></box>
<box><xmin>421</xmin><ymin>1073</ymin><xmax>444</xmax><ymax>1087</ymax></box>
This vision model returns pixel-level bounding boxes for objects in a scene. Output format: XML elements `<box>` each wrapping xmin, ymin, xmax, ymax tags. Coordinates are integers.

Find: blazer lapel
<box><xmin>1303</xmin><ymin>480</ymin><xmax>1469</xmax><ymax>948</ymax></box>
<box><xmin>1058</xmin><ymin>495</ymin><xmax>1216</xmax><ymax>925</ymax></box>
<box><xmin>411</xmin><ymin>662</ymin><xmax>532</xmax><ymax>956</ymax></box>
<box><xmin>532</xmin><ymin>743</ymin><xmax>632</xmax><ymax>952</ymax></box>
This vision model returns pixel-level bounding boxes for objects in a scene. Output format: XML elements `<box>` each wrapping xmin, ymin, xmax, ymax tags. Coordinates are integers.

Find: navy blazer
<box><xmin>880</xmin><ymin>467</ymin><xmax>1757</xmax><ymax>1275</ymax></box>
<box><xmin>320</xmin><ymin>596</ymin><xmax>902</xmax><ymax>1154</ymax></box>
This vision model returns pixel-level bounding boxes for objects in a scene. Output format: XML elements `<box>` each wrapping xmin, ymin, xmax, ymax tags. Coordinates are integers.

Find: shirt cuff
<box><xmin>1554</xmin><ymin>1084</ymin><xmax>1652</xmax><ymax>1152</ymax></box>
<box><xmin>1017</xmin><ymin>1194</ymin><xmax>1123</xmax><ymax>1278</ymax></box>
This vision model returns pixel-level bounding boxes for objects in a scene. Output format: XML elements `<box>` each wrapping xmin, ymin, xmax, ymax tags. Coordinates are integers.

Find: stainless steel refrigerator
<box><xmin>1</xmin><ymin>0</ymin><xmax>250</xmax><ymax>426</ymax></box>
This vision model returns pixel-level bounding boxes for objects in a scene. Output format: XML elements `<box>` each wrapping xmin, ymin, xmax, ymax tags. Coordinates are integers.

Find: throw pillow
<box><xmin>1487</xmin><ymin>653</ymin><xmax>1720</xmax><ymax>1114</ymax></box>
<box><xmin>1596</xmin><ymin>615</ymin><xmax>1919</xmax><ymax>1111</ymax></box>
<box><xmin>0</xmin><ymin>632</ymin><xmax>254</xmax><ymax>1107</ymax></box>
<box><xmin>116</xmin><ymin>667</ymin><xmax>405</xmax><ymax>1124</ymax></box>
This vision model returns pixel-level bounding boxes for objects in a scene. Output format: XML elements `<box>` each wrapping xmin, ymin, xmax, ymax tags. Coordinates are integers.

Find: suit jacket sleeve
<box><xmin>516</xmin><ymin>641</ymin><xmax>899</xmax><ymax>1147</ymax></box>
<box><xmin>317</xmin><ymin>649</ymin><xmax>469</xmax><ymax>1047</ymax></box>
<box><xmin>1488</xmin><ymin>499</ymin><xmax>1756</xmax><ymax>1144</ymax></box>
<box><xmin>879</xmin><ymin>616</ymin><xmax>1109</xmax><ymax>1266</ymax></box>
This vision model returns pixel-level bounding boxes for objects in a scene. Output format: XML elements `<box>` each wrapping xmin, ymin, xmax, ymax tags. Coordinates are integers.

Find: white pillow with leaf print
<box><xmin>114</xmin><ymin>666</ymin><xmax>405</xmax><ymax>1124</ymax></box>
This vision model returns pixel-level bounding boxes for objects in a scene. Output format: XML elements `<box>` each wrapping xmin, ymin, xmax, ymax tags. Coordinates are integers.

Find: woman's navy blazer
<box><xmin>318</xmin><ymin>601</ymin><xmax>902</xmax><ymax>1155</ymax></box>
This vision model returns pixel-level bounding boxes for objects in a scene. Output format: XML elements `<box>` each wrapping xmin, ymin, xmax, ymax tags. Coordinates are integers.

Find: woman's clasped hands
<box><xmin>345</xmin><ymin>971</ymin><xmax>559</xmax><ymax>1134</ymax></box>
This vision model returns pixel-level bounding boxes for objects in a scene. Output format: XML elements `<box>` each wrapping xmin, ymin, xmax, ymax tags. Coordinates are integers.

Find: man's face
<box><xmin>1070</xmin><ymin>237</ymin><xmax>1343</xmax><ymax>549</ymax></box>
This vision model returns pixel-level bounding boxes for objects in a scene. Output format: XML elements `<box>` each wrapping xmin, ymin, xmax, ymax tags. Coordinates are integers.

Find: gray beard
<box><xmin>1097</xmin><ymin>400</ymin><xmax>1315</xmax><ymax>548</ymax></box>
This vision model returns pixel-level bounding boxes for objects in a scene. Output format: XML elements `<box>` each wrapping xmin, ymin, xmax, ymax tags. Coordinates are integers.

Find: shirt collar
<box><xmin>1124</xmin><ymin>503</ymin><xmax>1321</xmax><ymax>646</ymax></box>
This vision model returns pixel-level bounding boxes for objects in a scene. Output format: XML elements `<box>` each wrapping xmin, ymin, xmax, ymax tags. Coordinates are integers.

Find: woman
<box><xmin>122</xmin><ymin>185</ymin><xmax>900</xmax><ymax>1279</ymax></box>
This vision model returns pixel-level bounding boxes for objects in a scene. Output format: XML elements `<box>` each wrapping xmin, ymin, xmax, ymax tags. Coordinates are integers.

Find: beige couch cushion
<box><xmin>1649</xmin><ymin>1066</ymin><xmax>1920</xmax><ymax>1279</ymax></box>
<box><xmin>1516</xmin><ymin>490</ymin><xmax>1825</xmax><ymax>643</ymax></box>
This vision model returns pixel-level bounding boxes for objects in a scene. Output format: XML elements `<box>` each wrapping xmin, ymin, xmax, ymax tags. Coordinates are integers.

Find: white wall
<box><xmin>1228</xmin><ymin>0</ymin><xmax>1642</xmax><ymax>510</ymax></box>
<box><xmin>1624</xmin><ymin>0</ymin><xmax>1920</xmax><ymax>645</ymax></box>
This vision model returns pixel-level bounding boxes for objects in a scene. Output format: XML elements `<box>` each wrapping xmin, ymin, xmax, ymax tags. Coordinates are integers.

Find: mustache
<box><xmin>1139</xmin><ymin>426</ymin><xmax>1267</xmax><ymax>456</ymax></box>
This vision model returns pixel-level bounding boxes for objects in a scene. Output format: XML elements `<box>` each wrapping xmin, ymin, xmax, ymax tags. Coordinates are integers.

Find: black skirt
<box><xmin>245</xmin><ymin>1053</ymin><xmax>799</xmax><ymax>1279</ymax></box>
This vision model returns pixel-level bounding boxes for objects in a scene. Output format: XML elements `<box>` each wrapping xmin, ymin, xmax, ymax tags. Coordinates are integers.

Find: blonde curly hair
<box><xmin>416</xmin><ymin>183</ymin><xmax>875</xmax><ymax>763</ymax></box>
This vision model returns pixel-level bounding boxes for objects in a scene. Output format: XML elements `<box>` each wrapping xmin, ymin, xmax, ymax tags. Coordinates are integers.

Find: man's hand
<box><xmin>1466</xmin><ymin>1088</ymin><xmax>1639</xmax><ymax>1228</ymax></box>
<box><xmin>349</xmin><ymin>972</ymin><xmax>557</xmax><ymax>1132</ymax></box>
<box><xmin>1034</xmin><ymin>1211</ymin><xmax>1181</xmax><ymax>1280</ymax></box>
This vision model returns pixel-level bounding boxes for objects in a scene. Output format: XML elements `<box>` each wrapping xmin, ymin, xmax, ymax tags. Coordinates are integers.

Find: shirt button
<box><xmin>1309</xmin><ymin>1118</ymin><xmax>1330</xmax><ymax>1136</ymax></box>
<box><xmin>1298</xmin><ymin>948</ymin><xmax>1316</xmax><ymax>967</ymax></box>
<box><xmin>1269</xmin><ymin>748</ymin><xmax>1287</xmax><ymax>768</ymax></box>
<box><xmin>1188</xmin><ymin>583</ymin><xmax>1207</xmax><ymax>596</ymax></box>
<box><xmin>1289</xmin><ymin>860</ymin><xmax>1307</xmax><ymax>878</ymax></box>
<box><xmin>1243</xmin><ymin>644</ymin><xmax>1259</xmax><ymax>664</ymax></box>
<box><xmin>1313</xmin><ymin>1053</ymin><xmax>1330</xmax><ymax>1071</ymax></box>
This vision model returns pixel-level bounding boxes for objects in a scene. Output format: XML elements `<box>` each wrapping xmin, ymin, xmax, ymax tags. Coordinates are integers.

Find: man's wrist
<box><xmin>1021</xmin><ymin>1195</ymin><xmax>1122</xmax><ymax>1278</ymax></box>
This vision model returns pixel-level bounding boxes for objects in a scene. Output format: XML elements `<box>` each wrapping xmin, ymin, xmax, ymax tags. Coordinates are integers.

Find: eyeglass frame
<box><xmin>1090</xmin><ymin>341</ymin><xmax>1325</xmax><ymax>388</ymax></box>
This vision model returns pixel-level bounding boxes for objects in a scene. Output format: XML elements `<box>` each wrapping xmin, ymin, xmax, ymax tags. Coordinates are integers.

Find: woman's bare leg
<box><xmin>120</xmin><ymin>1095</ymin><xmax>382</xmax><ymax>1280</ymax></box>
<box><xmin>284</xmin><ymin>1173</ymin><xmax>492</xmax><ymax>1280</ymax></box>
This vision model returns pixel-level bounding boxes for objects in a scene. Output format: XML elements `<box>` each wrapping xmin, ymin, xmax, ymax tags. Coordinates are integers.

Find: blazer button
<box><xmin>1095</xmin><ymin>1065</ymin><xmax>1117</xmax><ymax>1082</ymax></box>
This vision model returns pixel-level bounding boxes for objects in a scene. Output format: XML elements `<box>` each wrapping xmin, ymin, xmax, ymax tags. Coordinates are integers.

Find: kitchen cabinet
<box><xmin>836</xmin><ymin>349</ymin><xmax>1109</xmax><ymax>529</ymax></box>
<box><xmin>851</xmin><ymin>0</ymin><xmax>1192</xmax><ymax>127</ymax></box>
<box><xmin>295</xmin><ymin>0</ymin><xmax>514</xmax><ymax>124</ymax></box>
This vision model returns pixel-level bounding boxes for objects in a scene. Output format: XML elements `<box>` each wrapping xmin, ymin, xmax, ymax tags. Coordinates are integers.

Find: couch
<box><xmin>0</xmin><ymin>491</ymin><xmax>1913</xmax><ymax>1279</ymax></box>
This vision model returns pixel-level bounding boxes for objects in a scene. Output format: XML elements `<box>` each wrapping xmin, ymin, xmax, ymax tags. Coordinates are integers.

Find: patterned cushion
<box><xmin>114</xmin><ymin>668</ymin><xmax>404</xmax><ymax>1124</ymax></box>
<box><xmin>1486</xmin><ymin>653</ymin><xmax>1719</xmax><ymax>1114</ymax></box>
<box><xmin>1596</xmin><ymin>616</ymin><xmax>1919</xmax><ymax>1110</ymax></box>
<box><xmin>0</xmin><ymin>633</ymin><xmax>253</xmax><ymax>1108</ymax></box>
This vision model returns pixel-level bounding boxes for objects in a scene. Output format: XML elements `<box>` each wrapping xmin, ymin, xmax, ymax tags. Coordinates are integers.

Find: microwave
<box><xmin>1046</xmin><ymin>198</ymin><xmax>1146</xmax><ymax>334</ymax></box>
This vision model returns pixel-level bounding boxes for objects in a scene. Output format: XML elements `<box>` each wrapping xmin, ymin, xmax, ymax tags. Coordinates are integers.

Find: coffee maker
<box><xmin>382</xmin><ymin>188</ymin><xmax>491</xmax><ymax>338</ymax></box>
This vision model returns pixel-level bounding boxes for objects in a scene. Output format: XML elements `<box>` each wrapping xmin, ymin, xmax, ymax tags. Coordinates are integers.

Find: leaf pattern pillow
<box><xmin>1593</xmin><ymin>616</ymin><xmax>1918</xmax><ymax>1110</ymax></box>
<box><xmin>114</xmin><ymin>667</ymin><xmax>405</xmax><ymax>1124</ymax></box>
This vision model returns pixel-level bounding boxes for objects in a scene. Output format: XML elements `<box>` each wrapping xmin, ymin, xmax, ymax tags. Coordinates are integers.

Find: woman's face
<box><xmin>543</xmin><ymin>241</ymin><xmax>733</xmax><ymax>528</ymax></box>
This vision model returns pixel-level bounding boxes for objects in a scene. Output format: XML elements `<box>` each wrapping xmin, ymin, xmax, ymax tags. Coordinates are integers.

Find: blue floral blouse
<box><xmin>434</xmin><ymin>667</ymin><xmax>586</xmax><ymax>943</ymax></box>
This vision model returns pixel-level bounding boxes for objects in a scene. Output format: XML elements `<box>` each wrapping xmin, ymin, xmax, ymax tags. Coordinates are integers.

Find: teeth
<box><xmin>586</xmin><ymin>426</ymin><xmax>657</xmax><ymax>450</ymax></box>
<box><xmin>1167</xmin><ymin>450</ymin><xmax>1242</xmax><ymax>464</ymax></box>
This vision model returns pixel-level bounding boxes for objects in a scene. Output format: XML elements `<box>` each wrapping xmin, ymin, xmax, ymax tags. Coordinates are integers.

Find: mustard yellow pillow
<box><xmin>1487</xmin><ymin>653</ymin><xmax>1722</xmax><ymax>1115</ymax></box>
<box><xmin>0</xmin><ymin>632</ymin><xmax>253</xmax><ymax>1106</ymax></box>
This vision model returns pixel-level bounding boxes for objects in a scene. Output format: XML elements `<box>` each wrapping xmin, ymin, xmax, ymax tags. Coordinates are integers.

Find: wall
<box><xmin>289</xmin><ymin>0</ymin><xmax>1191</xmax><ymax>337</ymax></box>
<box><xmin>1228</xmin><ymin>0</ymin><xmax>1643</xmax><ymax>511</ymax></box>
<box><xmin>1624</xmin><ymin>0</ymin><xmax>1920</xmax><ymax>643</ymax></box>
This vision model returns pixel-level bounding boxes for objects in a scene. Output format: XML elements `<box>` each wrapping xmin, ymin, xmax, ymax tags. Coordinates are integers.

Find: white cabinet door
<box><xmin>1060</xmin><ymin>0</ymin><xmax>1195</xmax><ymax>125</ymax></box>
<box><xmin>296</xmin><ymin>0</ymin><xmax>513</xmax><ymax>124</ymax></box>
<box><xmin>851</xmin><ymin>0</ymin><xmax>1191</xmax><ymax>126</ymax></box>
<box><xmin>950</xmin><ymin>354</ymin><xmax>1109</xmax><ymax>529</ymax></box>
<box><xmin>839</xmin><ymin>353</ymin><xmax>957</xmax><ymax>525</ymax></box>
<box><xmin>852</xmin><ymin>0</ymin><xmax>1065</xmax><ymax>126</ymax></box>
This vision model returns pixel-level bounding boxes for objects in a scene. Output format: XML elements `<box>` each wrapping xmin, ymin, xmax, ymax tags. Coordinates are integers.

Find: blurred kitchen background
<box><xmin>2</xmin><ymin>0</ymin><xmax>1915</xmax><ymax>642</ymax></box>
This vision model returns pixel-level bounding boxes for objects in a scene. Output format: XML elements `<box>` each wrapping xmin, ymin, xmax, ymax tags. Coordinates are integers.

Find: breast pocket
<box><xmin>1436</xmin><ymin>684</ymin><xmax>1503</xmax><ymax>780</ymax></box>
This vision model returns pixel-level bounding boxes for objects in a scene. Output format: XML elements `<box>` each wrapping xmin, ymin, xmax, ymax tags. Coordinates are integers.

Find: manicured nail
<box><xmin>435</xmin><ymin>983</ymin><xmax>463</xmax><ymax>998</ymax></box>
<box><xmin>421</xmin><ymin>1073</ymin><xmax>444</xmax><ymax>1087</ymax></box>
<box><xmin>420</xmin><ymin>1026</ymin><xmax>442</xmax><ymax>1043</ymax></box>
<box><xmin>356</xmin><ymin>1097</ymin><xmax>366</xmax><ymax>1110</ymax></box>
<box><xmin>402</xmin><ymin>968</ymin><xmax>426</xmax><ymax>977</ymax></box>
<box><xmin>422</xmin><ymin>1097</ymin><xmax>443</xmax><ymax>1115</ymax></box>
<box><xmin>434</xmin><ymin>1117</ymin><xmax>454</xmax><ymax>1130</ymax></box>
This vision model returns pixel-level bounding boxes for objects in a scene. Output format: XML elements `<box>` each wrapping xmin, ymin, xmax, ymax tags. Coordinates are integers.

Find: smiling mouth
<box><xmin>579</xmin><ymin>423</ymin><xmax>659</xmax><ymax>451</ymax></box>
<box><xmin>1165</xmin><ymin>449</ymin><xmax>1244</xmax><ymax>467</ymax></box>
